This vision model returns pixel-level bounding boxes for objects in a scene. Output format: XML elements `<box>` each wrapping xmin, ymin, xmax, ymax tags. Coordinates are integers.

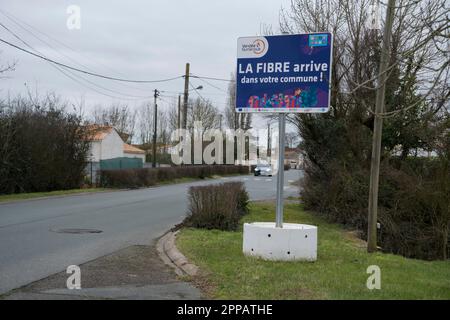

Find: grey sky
<box><xmin>0</xmin><ymin>0</ymin><xmax>292</xmax><ymax>127</ymax></box>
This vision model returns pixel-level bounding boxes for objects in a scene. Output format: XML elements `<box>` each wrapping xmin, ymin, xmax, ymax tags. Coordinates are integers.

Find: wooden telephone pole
<box><xmin>152</xmin><ymin>89</ymin><xmax>159</xmax><ymax>168</ymax></box>
<box><xmin>177</xmin><ymin>95</ymin><xmax>181</xmax><ymax>130</ymax></box>
<box><xmin>182</xmin><ymin>63</ymin><xmax>190</xmax><ymax>129</ymax></box>
<box><xmin>367</xmin><ymin>0</ymin><xmax>396</xmax><ymax>252</ymax></box>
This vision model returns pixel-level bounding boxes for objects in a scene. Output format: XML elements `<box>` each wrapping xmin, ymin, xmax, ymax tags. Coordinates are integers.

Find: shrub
<box><xmin>183</xmin><ymin>181</ymin><xmax>249</xmax><ymax>231</ymax></box>
<box><xmin>0</xmin><ymin>97</ymin><xmax>89</xmax><ymax>194</ymax></box>
<box><xmin>99</xmin><ymin>168</ymin><xmax>156</xmax><ymax>188</ymax></box>
<box><xmin>300</xmin><ymin>157</ymin><xmax>450</xmax><ymax>260</ymax></box>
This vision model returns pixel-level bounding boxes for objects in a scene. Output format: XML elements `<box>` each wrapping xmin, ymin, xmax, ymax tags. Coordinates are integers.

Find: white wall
<box><xmin>100</xmin><ymin>130</ymin><xmax>124</xmax><ymax>160</ymax></box>
<box><xmin>89</xmin><ymin>141</ymin><xmax>102</xmax><ymax>162</ymax></box>
<box><xmin>89</xmin><ymin>129</ymin><xmax>146</xmax><ymax>163</ymax></box>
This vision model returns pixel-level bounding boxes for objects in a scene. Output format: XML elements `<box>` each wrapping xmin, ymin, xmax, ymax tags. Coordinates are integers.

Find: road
<box><xmin>0</xmin><ymin>170</ymin><xmax>301</xmax><ymax>295</ymax></box>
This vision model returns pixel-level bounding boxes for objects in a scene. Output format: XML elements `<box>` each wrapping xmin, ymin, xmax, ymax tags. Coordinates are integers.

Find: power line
<box><xmin>189</xmin><ymin>81</ymin><xmax>209</xmax><ymax>104</ymax></box>
<box><xmin>189</xmin><ymin>74</ymin><xmax>235</xmax><ymax>82</ymax></box>
<box><xmin>0</xmin><ymin>21</ymin><xmax>154</xmax><ymax>100</ymax></box>
<box><xmin>188</xmin><ymin>80</ymin><xmax>230</xmax><ymax>109</ymax></box>
<box><xmin>0</xmin><ymin>37</ymin><xmax>183</xmax><ymax>84</ymax></box>
<box><xmin>0</xmin><ymin>9</ymin><xmax>158</xmax><ymax>94</ymax></box>
<box><xmin>52</xmin><ymin>62</ymin><xmax>141</xmax><ymax>101</ymax></box>
<box><xmin>192</xmin><ymin>74</ymin><xmax>229</xmax><ymax>93</ymax></box>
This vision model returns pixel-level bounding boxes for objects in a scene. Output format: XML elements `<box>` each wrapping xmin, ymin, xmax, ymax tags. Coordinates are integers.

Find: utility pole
<box><xmin>177</xmin><ymin>95</ymin><xmax>181</xmax><ymax>130</ymax></box>
<box><xmin>152</xmin><ymin>89</ymin><xmax>159</xmax><ymax>168</ymax></box>
<box><xmin>182</xmin><ymin>63</ymin><xmax>190</xmax><ymax>130</ymax></box>
<box><xmin>367</xmin><ymin>0</ymin><xmax>396</xmax><ymax>252</ymax></box>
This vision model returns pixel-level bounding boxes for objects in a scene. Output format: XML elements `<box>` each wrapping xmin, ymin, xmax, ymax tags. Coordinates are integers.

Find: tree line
<box><xmin>0</xmin><ymin>73</ymin><xmax>251</xmax><ymax>192</ymax></box>
<box><xmin>280</xmin><ymin>0</ymin><xmax>449</xmax><ymax>260</ymax></box>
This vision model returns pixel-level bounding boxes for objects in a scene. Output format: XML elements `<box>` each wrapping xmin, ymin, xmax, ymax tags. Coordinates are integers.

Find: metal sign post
<box><xmin>236</xmin><ymin>33</ymin><xmax>333</xmax><ymax>231</ymax></box>
<box><xmin>276</xmin><ymin>113</ymin><xmax>286</xmax><ymax>228</ymax></box>
<box><xmin>238</xmin><ymin>33</ymin><xmax>332</xmax><ymax>261</ymax></box>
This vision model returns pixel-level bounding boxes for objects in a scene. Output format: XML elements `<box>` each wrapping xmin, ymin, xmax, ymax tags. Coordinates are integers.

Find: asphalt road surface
<box><xmin>0</xmin><ymin>170</ymin><xmax>301</xmax><ymax>295</ymax></box>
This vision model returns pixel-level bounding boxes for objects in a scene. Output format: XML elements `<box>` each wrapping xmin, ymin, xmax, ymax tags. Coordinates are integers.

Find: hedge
<box><xmin>98</xmin><ymin>165</ymin><xmax>250</xmax><ymax>188</ymax></box>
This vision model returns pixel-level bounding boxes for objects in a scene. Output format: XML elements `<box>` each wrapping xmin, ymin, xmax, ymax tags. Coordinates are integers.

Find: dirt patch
<box><xmin>185</xmin><ymin>270</ymin><xmax>217</xmax><ymax>299</ymax></box>
<box><xmin>344</xmin><ymin>230</ymin><xmax>367</xmax><ymax>248</ymax></box>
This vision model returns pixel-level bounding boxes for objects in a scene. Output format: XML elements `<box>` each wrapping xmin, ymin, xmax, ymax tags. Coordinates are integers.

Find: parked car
<box><xmin>254</xmin><ymin>164</ymin><xmax>272</xmax><ymax>176</ymax></box>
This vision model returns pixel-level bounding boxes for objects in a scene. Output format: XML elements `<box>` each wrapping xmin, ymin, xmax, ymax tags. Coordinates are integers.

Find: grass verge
<box><xmin>176</xmin><ymin>201</ymin><xmax>450</xmax><ymax>299</ymax></box>
<box><xmin>0</xmin><ymin>188</ymin><xmax>107</xmax><ymax>203</ymax></box>
<box><xmin>0</xmin><ymin>173</ymin><xmax>248</xmax><ymax>203</ymax></box>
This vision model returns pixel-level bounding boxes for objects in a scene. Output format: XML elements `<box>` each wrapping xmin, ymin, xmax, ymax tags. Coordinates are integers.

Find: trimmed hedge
<box><xmin>99</xmin><ymin>165</ymin><xmax>250</xmax><ymax>188</ymax></box>
<box><xmin>183</xmin><ymin>181</ymin><xmax>249</xmax><ymax>231</ymax></box>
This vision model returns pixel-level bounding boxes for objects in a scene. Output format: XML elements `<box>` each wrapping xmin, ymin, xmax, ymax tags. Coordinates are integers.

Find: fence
<box><xmin>100</xmin><ymin>157</ymin><xmax>143</xmax><ymax>170</ymax></box>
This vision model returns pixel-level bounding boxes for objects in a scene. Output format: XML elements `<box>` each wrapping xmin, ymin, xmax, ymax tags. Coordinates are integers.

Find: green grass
<box><xmin>156</xmin><ymin>177</ymin><xmax>199</xmax><ymax>186</ymax></box>
<box><xmin>152</xmin><ymin>172</ymin><xmax>250</xmax><ymax>186</ymax></box>
<box><xmin>0</xmin><ymin>172</ymin><xmax>249</xmax><ymax>203</ymax></box>
<box><xmin>176</xmin><ymin>202</ymin><xmax>450</xmax><ymax>299</ymax></box>
<box><xmin>0</xmin><ymin>188</ymin><xmax>107</xmax><ymax>203</ymax></box>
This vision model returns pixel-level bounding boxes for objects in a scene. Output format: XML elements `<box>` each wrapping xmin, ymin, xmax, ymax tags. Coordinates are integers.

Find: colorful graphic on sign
<box><xmin>236</xmin><ymin>33</ymin><xmax>333</xmax><ymax>113</ymax></box>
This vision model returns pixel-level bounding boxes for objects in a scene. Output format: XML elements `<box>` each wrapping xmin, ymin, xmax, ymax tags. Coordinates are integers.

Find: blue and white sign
<box><xmin>236</xmin><ymin>33</ymin><xmax>333</xmax><ymax>113</ymax></box>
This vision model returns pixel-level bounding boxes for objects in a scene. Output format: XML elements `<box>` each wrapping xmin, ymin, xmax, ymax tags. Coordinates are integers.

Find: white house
<box><xmin>86</xmin><ymin>125</ymin><xmax>146</xmax><ymax>163</ymax></box>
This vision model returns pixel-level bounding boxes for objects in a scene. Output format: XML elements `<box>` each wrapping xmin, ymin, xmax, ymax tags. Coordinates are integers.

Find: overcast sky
<box><xmin>0</xmin><ymin>0</ymin><xmax>295</xmax><ymax>130</ymax></box>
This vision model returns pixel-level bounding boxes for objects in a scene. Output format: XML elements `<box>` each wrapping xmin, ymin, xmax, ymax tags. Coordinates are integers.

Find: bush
<box><xmin>296</xmin><ymin>105</ymin><xmax>450</xmax><ymax>261</ymax></box>
<box><xmin>0</xmin><ymin>97</ymin><xmax>89</xmax><ymax>194</ymax></box>
<box><xmin>377</xmin><ymin>160</ymin><xmax>449</xmax><ymax>260</ymax></box>
<box><xmin>182</xmin><ymin>181</ymin><xmax>249</xmax><ymax>231</ymax></box>
<box><xmin>300</xmin><ymin>156</ymin><xmax>450</xmax><ymax>260</ymax></box>
<box><xmin>98</xmin><ymin>165</ymin><xmax>250</xmax><ymax>188</ymax></box>
<box><xmin>99</xmin><ymin>169</ymin><xmax>153</xmax><ymax>188</ymax></box>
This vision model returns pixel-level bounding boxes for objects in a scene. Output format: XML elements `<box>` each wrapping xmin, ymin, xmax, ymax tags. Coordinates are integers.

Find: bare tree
<box><xmin>91</xmin><ymin>103</ymin><xmax>137</xmax><ymax>143</ymax></box>
<box><xmin>0</xmin><ymin>53</ymin><xmax>16</xmax><ymax>81</ymax></box>
<box><xmin>225</xmin><ymin>72</ymin><xmax>252</xmax><ymax>130</ymax></box>
<box><xmin>188</xmin><ymin>97</ymin><xmax>220</xmax><ymax>133</ymax></box>
<box><xmin>285</xmin><ymin>132</ymin><xmax>298</xmax><ymax>148</ymax></box>
<box><xmin>280</xmin><ymin>0</ymin><xmax>449</xmax><ymax>260</ymax></box>
<box><xmin>166</xmin><ymin>98</ymin><xmax>180</xmax><ymax>132</ymax></box>
<box><xmin>157</xmin><ymin>108</ymin><xmax>170</xmax><ymax>154</ymax></box>
<box><xmin>137</xmin><ymin>101</ymin><xmax>154</xmax><ymax>145</ymax></box>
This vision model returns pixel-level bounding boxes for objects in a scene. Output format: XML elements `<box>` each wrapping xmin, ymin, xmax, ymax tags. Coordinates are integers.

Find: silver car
<box><xmin>254</xmin><ymin>164</ymin><xmax>272</xmax><ymax>176</ymax></box>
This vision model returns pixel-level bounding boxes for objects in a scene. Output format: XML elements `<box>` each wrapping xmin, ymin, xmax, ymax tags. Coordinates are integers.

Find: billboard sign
<box><xmin>236</xmin><ymin>33</ymin><xmax>333</xmax><ymax>113</ymax></box>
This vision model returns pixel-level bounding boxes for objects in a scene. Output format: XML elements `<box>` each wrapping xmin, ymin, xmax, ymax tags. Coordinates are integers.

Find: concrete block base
<box><xmin>243</xmin><ymin>222</ymin><xmax>317</xmax><ymax>261</ymax></box>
